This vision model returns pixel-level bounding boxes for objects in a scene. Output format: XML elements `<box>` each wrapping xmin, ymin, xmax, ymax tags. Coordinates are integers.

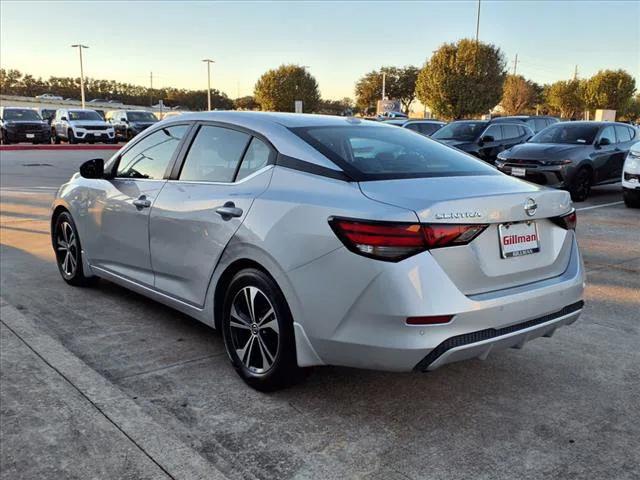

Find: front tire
<box><xmin>52</xmin><ymin>128</ymin><xmax>61</xmax><ymax>144</ymax></box>
<box><xmin>222</xmin><ymin>268</ymin><xmax>305</xmax><ymax>391</ymax></box>
<box><xmin>68</xmin><ymin>129</ymin><xmax>78</xmax><ymax>144</ymax></box>
<box><xmin>623</xmin><ymin>188</ymin><xmax>640</xmax><ymax>208</ymax></box>
<box><xmin>53</xmin><ymin>211</ymin><xmax>96</xmax><ymax>287</ymax></box>
<box><xmin>569</xmin><ymin>167</ymin><xmax>591</xmax><ymax>202</ymax></box>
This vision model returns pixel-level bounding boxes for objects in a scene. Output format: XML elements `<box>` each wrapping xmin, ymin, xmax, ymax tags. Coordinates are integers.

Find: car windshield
<box><xmin>3</xmin><ymin>109</ymin><xmax>42</xmax><ymax>121</ymax></box>
<box><xmin>68</xmin><ymin>110</ymin><xmax>102</xmax><ymax>121</ymax></box>
<box><xmin>529</xmin><ymin>124</ymin><xmax>599</xmax><ymax>145</ymax></box>
<box><xmin>432</xmin><ymin>121</ymin><xmax>487</xmax><ymax>141</ymax></box>
<box><xmin>128</xmin><ymin>112</ymin><xmax>157</xmax><ymax>122</ymax></box>
<box><xmin>290</xmin><ymin>124</ymin><xmax>499</xmax><ymax>180</ymax></box>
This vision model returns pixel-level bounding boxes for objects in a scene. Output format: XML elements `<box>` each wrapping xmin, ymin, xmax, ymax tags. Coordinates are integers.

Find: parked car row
<box><xmin>0</xmin><ymin>106</ymin><xmax>159</xmax><ymax>144</ymax></box>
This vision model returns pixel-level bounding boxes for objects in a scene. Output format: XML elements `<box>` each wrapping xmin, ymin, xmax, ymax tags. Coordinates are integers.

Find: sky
<box><xmin>1</xmin><ymin>0</ymin><xmax>639</xmax><ymax>101</ymax></box>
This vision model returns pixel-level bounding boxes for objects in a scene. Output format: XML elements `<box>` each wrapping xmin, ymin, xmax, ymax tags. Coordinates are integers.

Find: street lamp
<box><xmin>202</xmin><ymin>59</ymin><xmax>215</xmax><ymax>111</ymax></box>
<box><xmin>71</xmin><ymin>44</ymin><xmax>89</xmax><ymax>108</ymax></box>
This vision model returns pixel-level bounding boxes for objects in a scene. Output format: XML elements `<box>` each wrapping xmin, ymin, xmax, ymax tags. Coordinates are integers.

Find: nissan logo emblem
<box><xmin>524</xmin><ymin>198</ymin><xmax>537</xmax><ymax>216</ymax></box>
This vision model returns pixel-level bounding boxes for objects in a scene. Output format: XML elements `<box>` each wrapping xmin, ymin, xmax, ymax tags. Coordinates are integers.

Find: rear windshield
<box><xmin>432</xmin><ymin>121</ymin><xmax>487</xmax><ymax>142</ymax></box>
<box><xmin>530</xmin><ymin>123</ymin><xmax>599</xmax><ymax>145</ymax></box>
<box><xmin>290</xmin><ymin>125</ymin><xmax>499</xmax><ymax>180</ymax></box>
<box><xmin>3</xmin><ymin>109</ymin><xmax>42</xmax><ymax>121</ymax></box>
<box><xmin>68</xmin><ymin>110</ymin><xmax>102</xmax><ymax>121</ymax></box>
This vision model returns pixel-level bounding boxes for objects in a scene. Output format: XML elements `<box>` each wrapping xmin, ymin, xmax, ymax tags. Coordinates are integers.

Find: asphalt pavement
<box><xmin>1</xmin><ymin>148</ymin><xmax>638</xmax><ymax>480</ymax></box>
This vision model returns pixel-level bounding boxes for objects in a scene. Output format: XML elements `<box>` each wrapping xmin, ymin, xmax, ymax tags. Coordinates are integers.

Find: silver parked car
<box><xmin>51</xmin><ymin>112</ymin><xmax>585</xmax><ymax>391</ymax></box>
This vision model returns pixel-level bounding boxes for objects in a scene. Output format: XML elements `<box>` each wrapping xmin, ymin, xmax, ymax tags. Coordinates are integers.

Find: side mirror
<box><xmin>79</xmin><ymin>158</ymin><xmax>104</xmax><ymax>179</ymax></box>
<box><xmin>598</xmin><ymin>137</ymin><xmax>611</xmax><ymax>147</ymax></box>
<box><xmin>120</xmin><ymin>118</ymin><xmax>127</xmax><ymax>122</ymax></box>
<box><xmin>61</xmin><ymin>116</ymin><xmax>68</xmax><ymax>121</ymax></box>
<box><xmin>480</xmin><ymin>135</ymin><xmax>494</xmax><ymax>144</ymax></box>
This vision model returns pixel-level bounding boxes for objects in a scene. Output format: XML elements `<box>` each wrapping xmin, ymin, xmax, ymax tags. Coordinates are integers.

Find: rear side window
<box><xmin>236</xmin><ymin>137</ymin><xmax>274</xmax><ymax>181</ymax></box>
<box><xmin>533</xmin><ymin>118</ymin><xmax>547</xmax><ymax>133</ymax></box>
<box><xmin>502</xmin><ymin>124</ymin><xmax>520</xmax><ymax>139</ymax></box>
<box><xmin>290</xmin><ymin>125</ymin><xmax>499</xmax><ymax>180</ymax></box>
<box><xmin>615</xmin><ymin>125</ymin><xmax>632</xmax><ymax>143</ymax></box>
<box><xmin>116</xmin><ymin>125</ymin><xmax>188</xmax><ymax>179</ymax></box>
<box><xmin>179</xmin><ymin>125</ymin><xmax>250</xmax><ymax>182</ymax></box>
<box><xmin>484</xmin><ymin>125</ymin><xmax>503</xmax><ymax>141</ymax></box>
<box><xmin>404</xmin><ymin>123</ymin><xmax>420</xmax><ymax>132</ymax></box>
<box><xmin>418</xmin><ymin>123</ymin><xmax>442</xmax><ymax>135</ymax></box>
<box><xmin>600</xmin><ymin>126</ymin><xmax>616</xmax><ymax>144</ymax></box>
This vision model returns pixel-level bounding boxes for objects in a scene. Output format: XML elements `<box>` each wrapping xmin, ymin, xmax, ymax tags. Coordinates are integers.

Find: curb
<box><xmin>0</xmin><ymin>299</ymin><xmax>229</xmax><ymax>480</ymax></box>
<box><xmin>0</xmin><ymin>144</ymin><xmax>121</xmax><ymax>151</ymax></box>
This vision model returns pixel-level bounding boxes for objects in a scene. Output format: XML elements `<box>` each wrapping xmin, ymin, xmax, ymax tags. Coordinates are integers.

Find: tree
<box><xmin>582</xmin><ymin>69</ymin><xmax>636</xmax><ymax>113</ymax></box>
<box><xmin>500</xmin><ymin>75</ymin><xmax>537</xmax><ymax>115</ymax></box>
<box><xmin>545</xmin><ymin>79</ymin><xmax>584</xmax><ymax>119</ymax></box>
<box><xmin>620</xmin><ymin>93</ymin><xmax>640</xmax><ymax>122</ymax></box>
<box><xmin>415</xmin><ymin>38</ymin><xmax>506</xmax><ymax>120</ymax></box>
<box><xmin>254</xmin><ymin>64</ymin><xmax>320</xmax><ymax>112</ymax></box>
<box><xmin>234</xmin><ymin>95</ymin><xmax>260</xmax><ymax>110</ymax></box>
<box><xmin>355</xmin><ymin>66</ymin><xmax>419</xmax><ymax>114</ymax></box>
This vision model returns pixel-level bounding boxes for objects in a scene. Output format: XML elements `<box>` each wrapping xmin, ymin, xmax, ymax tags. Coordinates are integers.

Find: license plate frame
<box><xmin>511</xmin><ymin>166</ymin><xmax>526</xmax><ymax>177</ymax></box>
<box><xmin>498</xmin><ymin>221</ymin><xmax>540</xmax><ymax>258</ymax></box>
<box><xmin>26</xmin><ymin>133</ymin><xmax>35</xmax><ymax>139</ymax></box>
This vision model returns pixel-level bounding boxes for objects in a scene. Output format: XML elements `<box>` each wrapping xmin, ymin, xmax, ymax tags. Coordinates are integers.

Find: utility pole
<box><xmin>475</xmin><ymin>0</ymin><xmax>481</xmax><ymax>46</ymax></box>
<box><xmin>382</xmin><ymin>72</ymin><xmax>386</xmax><ymax>100</ymax></box>
<box><xmin>513</xmin><ymin>53</ymin><xmax>518</xmax><ymax>76</ymax></box>
<box><xmin>149</xmin><ymin>71</ymin><xmax>153</xmax><ymax>107</ymax></box>
<box><xmin>71</xmin><ymin>44</ymin><xmax>89</xmax><ymax>108</ymax></box>
<box><xmin>202</xmin><ymin>59</ymin><xmax>215</xmax><ymax>110</ymax></box>
<box><xmin>573</xmin><ymin>65</ymin><xmax>578</xmax><ymax>80</ymax></box>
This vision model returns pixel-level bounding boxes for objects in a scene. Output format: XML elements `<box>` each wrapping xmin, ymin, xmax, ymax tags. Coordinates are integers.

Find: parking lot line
<box><xmin>576</xmin><ymin>201</ymin><xmax>624</xmax><ymax>211</ymax></box>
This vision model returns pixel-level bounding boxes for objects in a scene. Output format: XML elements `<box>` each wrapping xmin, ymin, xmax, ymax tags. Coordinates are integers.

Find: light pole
<box><xmin>202</xmin><ymin>59</ymin><xmax>215</xmax><ymax>110</ymax></box>
<box><xmin>71</xmin><ymin>44</ymin><xmax>89</xmax><ymax>108</ymax></box>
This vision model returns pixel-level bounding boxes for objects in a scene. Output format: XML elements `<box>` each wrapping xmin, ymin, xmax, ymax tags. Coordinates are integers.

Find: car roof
<box><xmin>404</xmin><ymin>119</ymin><xmax>445</xmax><ymax>124</ymax></box>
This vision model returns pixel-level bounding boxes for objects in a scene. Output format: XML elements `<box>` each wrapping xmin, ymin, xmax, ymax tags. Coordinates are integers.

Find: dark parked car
<box><xmin>496</xmin><ymin>121</ymin><xmax>638</xmax><ymax>201</ymax></box>
<box><xmin>431</xmin><ymin>120</ymin><xmax>533</xmax><ymax>164</ymax></box>
<box><xmin>0</xmin><ymin>107</ymin><xmax>50</xmax><ymax>144</ymax></box>
<box><xmin>384</xmin><ymin>119</ymin><xmax>446</xmax><ymax>137</ymax></box>
<box><xmin>491</xmin><ymin>115</ymin><xmax>559</xmax><ymax>134</ymax></box>
<box><xmin>106</xmin><ymin>110</ymin><xmax>158</xmax><ymax>141</ymax></box>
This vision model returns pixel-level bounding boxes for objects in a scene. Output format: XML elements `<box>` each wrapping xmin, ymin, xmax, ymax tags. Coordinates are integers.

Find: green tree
<box><xmin>254</xmin><ymin>64</ymin><xmax>320</xmax><ymax>112</ymax></box>
<box><xmin>355</xmin><ymin>66</ymin><xmax>419</xmax><ymax>114</ymax></box>
<box><xmin>500</xmin><ymin>75</ymin><xmax>538</xmax><ymax>115</ymax></box>
<box><xmin>415</xmin><ymin>39</ymin><xmax>507</xmax><ymax>120</ymax></box>
<box><xmin>620</xmin><ymin>93</ymin><xmax>640</xmax><ymax>122</ymax></box>
<box><xmin>545</xmin><ymin>79</ymin><xmax>584</xmax><ymax>119</ymax></box>
<box><xmin>234</xmin><ymin>95</ymin><xmax>260</xmax><ymax>110</ymax></box>
<box><xmin>582</xmin><ymin>69</ymin><xmax>636</xmax><ymax>113</ymax></box>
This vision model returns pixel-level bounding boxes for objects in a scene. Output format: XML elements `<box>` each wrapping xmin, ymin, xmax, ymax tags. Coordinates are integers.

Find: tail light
<box><xmin>329</xmin><ymin>217</ymin><xmax>488</xmax><ymax>262</ymax></box>
<box><xmin>550</xmin><ymin>209</ymin><xmax>577</xmax><ymax>230</ymax></box>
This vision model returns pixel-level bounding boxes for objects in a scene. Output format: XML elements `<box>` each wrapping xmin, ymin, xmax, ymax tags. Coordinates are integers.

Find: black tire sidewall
<box><xmin>570</xmin><ymin>168</ymin><xmax>591</xmax><ymax>202</ymax></box>
<box><xmin>221</xmin><ymin>268</ymin><xmax>299</xmax><ymax>390</ymax></box>
<box><xmin>53</xmin><ymin>212</ymin><xmax>94</xmax><ymax>286</ymax></box>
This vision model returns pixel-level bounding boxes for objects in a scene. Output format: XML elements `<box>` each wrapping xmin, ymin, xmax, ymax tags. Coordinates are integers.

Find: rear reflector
<box><xmin>550</xmin><ymin>209</ymin><xmax>577</xmax><ymax>230</ymax></box>
<box><xmin>406</xmin><ymin>315</ymin><xmax>453</xmax><ymax>325</ymax></box>
<box><xmin>329</xmin><ymin>217</ymin><xmax>488</xmax><ymax>262</ymax></box>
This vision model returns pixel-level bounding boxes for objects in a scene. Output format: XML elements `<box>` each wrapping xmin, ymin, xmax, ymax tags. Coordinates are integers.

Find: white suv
<box><xmin>623</xmin><ymin>141</ymin><xmax>640</xmax><ymax>208</ymax></box>
<box><xmin>51</xmin><ymin>109</ymin><xmax>115</xmax><ymax>144</ymax></box>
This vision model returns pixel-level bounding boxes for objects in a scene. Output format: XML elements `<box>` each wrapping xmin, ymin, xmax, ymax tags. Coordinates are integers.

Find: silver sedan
<box><xmin>51</xmin><ymin>112</ymin><xmax>585</xmax><ymax>391</ymax></box>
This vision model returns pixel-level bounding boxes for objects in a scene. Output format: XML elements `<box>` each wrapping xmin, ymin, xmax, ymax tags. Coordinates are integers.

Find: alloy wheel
<box><xmin>229</xmin><ymin>286</ymin><xmax>280</xmax><ymax>374</ymax></box>
<box><xmin>56</xmin><ymin>221</ymin><xmax>78</xmax><ymax>277</ymax></box>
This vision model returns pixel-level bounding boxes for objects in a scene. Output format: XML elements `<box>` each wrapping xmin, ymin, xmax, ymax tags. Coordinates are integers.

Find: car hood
<box><xmin>131</xmin><ymin>122</ymin><xmax>156</xmax><ymax>128</ymax></box>
<box><xmin>503</xmin><ymin>142</ymin><xmax>587</xmax><ymax>160</ymax></box>
<box><xmin>437</xmin><ymin>139</ymin><xmax>476</xmax><ymax>151</ymax></box>
<box><xmin>70</xmin><ymin>120</ymin><xmax>111</xmax><ymax>127</ymax></box>
<box><xmin>4</xmin><ymin>120</ymin><xmax>48</xmax><ymax>126</ymax></box>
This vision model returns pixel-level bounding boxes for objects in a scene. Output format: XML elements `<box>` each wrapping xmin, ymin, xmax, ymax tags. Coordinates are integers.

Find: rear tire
<box><xmin>569</xmin><ymin>167</ymin><xmax>591</xmax><ymax>202</ymax></box>
<box><xmin>623</xmin><ymin>189</ymin><xmax>640</xmax><ymax>208</ymax></box>
<box><xmin>221</xmin><ymin>268</ymin><xmax>306</xmax><ymax>391</ymax></box>
<box><xmin>53</xmin><ymin>211</ymin><xmax>97</xmax><ymax>287</ymax></box>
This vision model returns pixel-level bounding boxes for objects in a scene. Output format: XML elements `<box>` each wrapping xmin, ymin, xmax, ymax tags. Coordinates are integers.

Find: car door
<box><xmin>592</xmin><ymin>126</ymin><xmax>618</xmax><ymax>182</ymax></box>
<box><xmin>477</xmin><ymin>124</ymin><xmax>504</xmax><ymax>162</ymax></box>
<box><xmin>86</xmin><ymin>124</ymin><xmax>190</xmax><ymax>285</ymax></box>
<box><xmin>149</xmin><ymin>123</ymin><xmax>274</xmax><ymax>306</ymax></box>
<box><xmin>613</xmin><ymin>125</ymin><xmax>634</xmax><ymax>178</ymax></box>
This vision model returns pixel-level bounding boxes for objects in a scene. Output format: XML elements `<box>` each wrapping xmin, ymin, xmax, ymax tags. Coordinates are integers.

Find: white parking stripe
<box><xmin>576</xmin><ymin>201</ymin><xmax>624</xmax><ymax>211</ymax></box>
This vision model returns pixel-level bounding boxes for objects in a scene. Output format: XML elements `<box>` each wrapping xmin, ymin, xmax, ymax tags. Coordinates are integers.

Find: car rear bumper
<box><xmin>291</xmin><ymin>233</ymin><xmax>585</xmax><ymax>371</ymax></box>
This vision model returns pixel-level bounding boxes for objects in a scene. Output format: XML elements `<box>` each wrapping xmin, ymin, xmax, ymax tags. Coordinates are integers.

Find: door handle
<box><xmin>215</xmin><ymin>201</ymin><xmax>243</xmax><ymax>219</ymax></box>
<box><xmin>132</xmin><ymin>195</ymin><xmax>151</xmax><ymax>209</ymax></box>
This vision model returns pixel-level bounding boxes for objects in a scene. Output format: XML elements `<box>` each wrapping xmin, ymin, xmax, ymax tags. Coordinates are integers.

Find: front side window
<box><xmin>291</xmin><ymin>125</ymin><xmax>499</xmax><ymax>180</ymax></box>
<box><xmin>179</xmin><ymin>125</ymin><xmax>250</xmax><ymax>182</ymax></box>
<box><xmin>600</xmin><ymin>126</ymin><xmax>616</xmax><ymax>144</ymax></box>
<box><xmin>533</xmin><ymin>118</ymin><xmax>547</xmax><ymax>132</ymax></box>
<box><xmin>116</xmin><ymin>125</ymin><xmax>188</xmax><ymax>179</ymax></box>
<box><xmin>502</xmin><ymin>124</ymin><xmax>520</xmax><ymax>140</ymax></box>
<box><xmin>483</xmin><ymin>125</ymin><xmax>503</xmax><ymax>141</ymax></box>
<box><xmin>530</xmin><ymin>124</ymin><xmax>599</xmax><ymax>145</ymax></box>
